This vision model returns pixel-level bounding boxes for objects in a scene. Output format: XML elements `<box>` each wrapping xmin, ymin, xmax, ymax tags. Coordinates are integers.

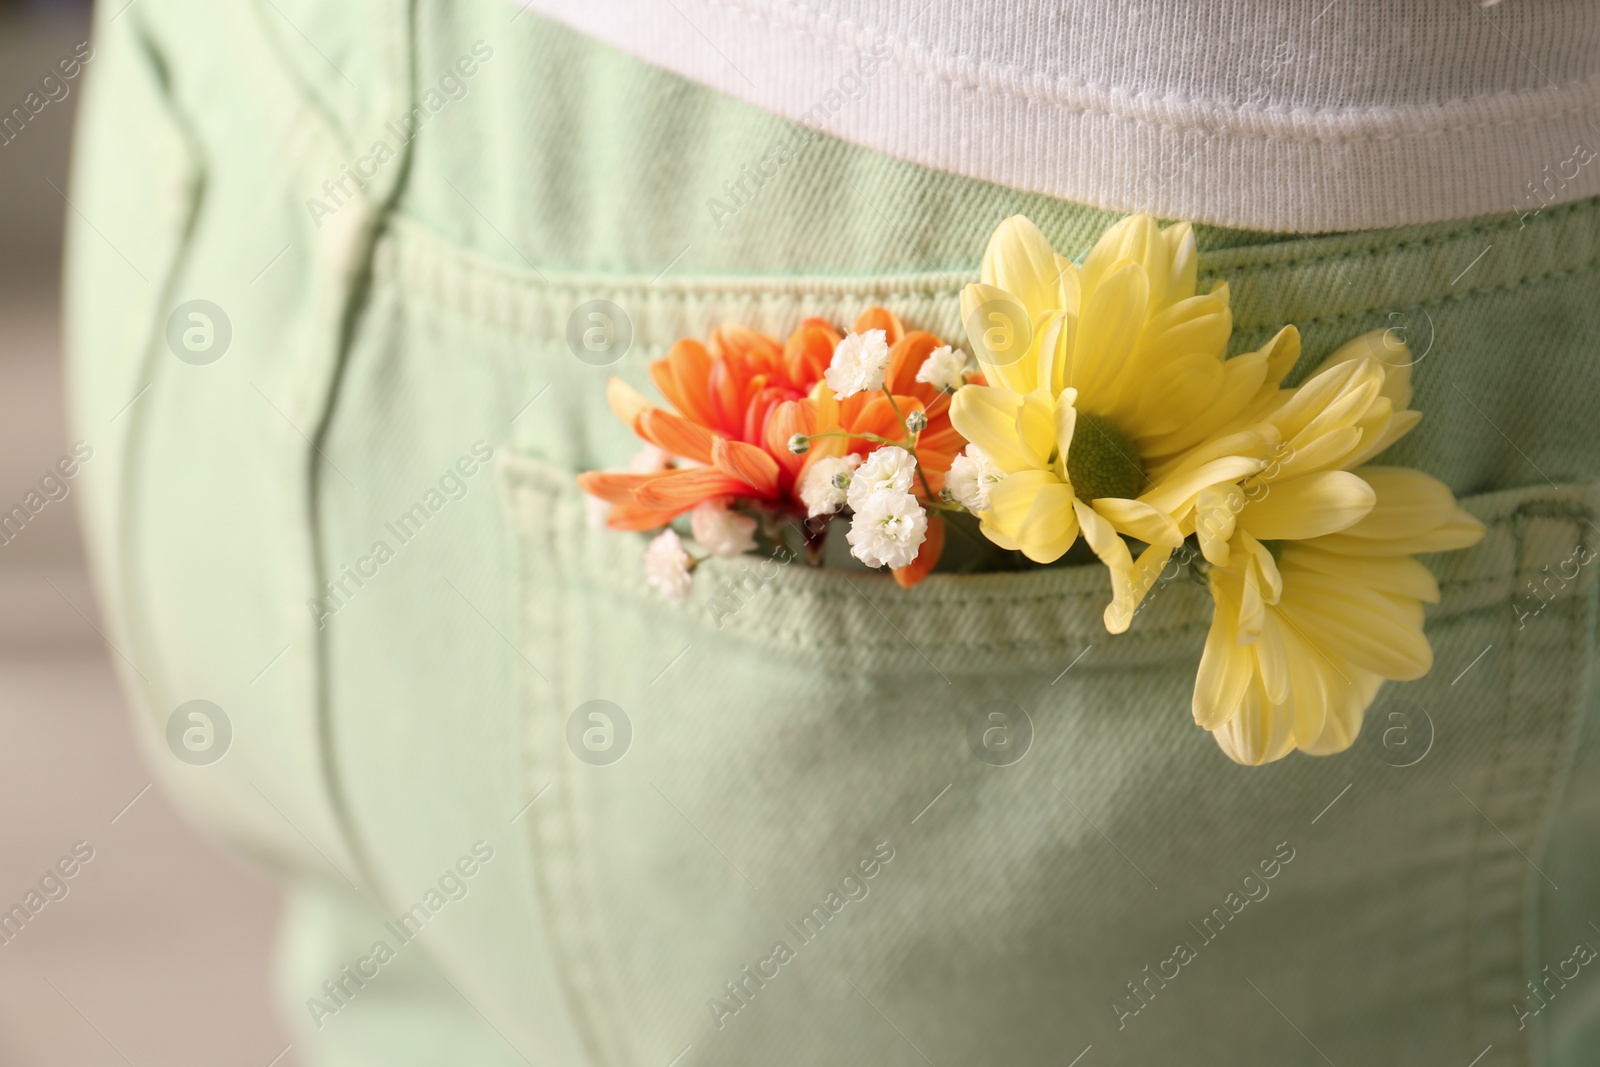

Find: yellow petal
<box><xmin>1254</xmin><ymin>614</ymin><xmax>1293</xmax><ymax>705</ymax></box>
<box><xmin>1278</xmin><ymin>577</ymin><xmax>1433</xmax><ymax>681</ymax></box>
<box><xmin>1069</xmin><ymin>260</ymin><xmax>1149</xmax><ymax>404</ymax></box>
<box><xmin>1344</xmin><ymin>408</ymin><xmax>1422</xmax><ymax>468</ymax></box>
<box><xmin>1141</xmin><ymin>454</ymin><xmax>1266</xmax><ymax>516</ymax></box>
<box><xmin>1032</xmin><ymin>309</ymin><xmax>1071</xmax><ymax>398</ymax></box>
<box><xmin>1330</xmin><ymin>467</ymin><xmax>1460</xmax><ymax>541</ymax></box>
<box><xmin>1127</xmin><ymin>349</ymin><xmax>1227</xmax><ymax>438</ymax></box>
<box><xmin>976</xmin><ymin>518</ymin><xmax>1020</xmax><ymax>551</ymax></box>
<box><xmin>1137</xmin><ymin>293</ymin><xmax>1231</xmax><ymax>367</ymax></box>
<box><xmin>981</xmin><ymin>215</ymin><xmax>1065</xmax><ymax>320</ymax></box>
<box><xmin>985</xmin><ymin>468</ymin><xmax>1057</xmax><ymax>538</ymax></box>
<box><xmin>1262</xmin><ymin>324</ymin><xmax>1302</xmax><ymax>388</ymax></box>
<box><xmin>948</xmin><ymin>385</ymin><xmax>1038</xmax><ymax>473</ymax></box>
<box><xmin>1074</xmin><ymin>499</ymin><xmax>1133</xmax><ymax>573</ymax></box>
<box><xmin>961</xmin><ymin>282</ymin><xmax>1038</xmax><ymax>394</ymax></box>
<box><xmin>1274</xmin><ymin>363</ymin><xmax>1384</xmax><ymax>457</ymax></box>
<box><xmin>1092</xmin><ymin>497</ymin><xmax>1184</xmax><ymax>547</ymax></box>
<box><xmin>1283</xmin><ymin>545</ymin><xmax>1441</xmax><ymax>603</ymax></box>
<box><xmin>1313</xmin><ymin>328</ymin><xmax>1414</xmax><ymax>413</ymax></box>
<box><xmin>1195</xmin><ymin>486</ymin><xmax>1241</xmax><ymax>566</ymax></box>
<box><xmin>1244</xmin><ymin>533</ymin><xmax>1283</xmax><ymax>603</ymax></box>
<box><xmin>1237</xmin><ymin>470</ymin><xmax>1376</xmax><ymax>541</ymax></box>
<box><xmin>1285</xmin><ymin>626</ymin><xmax>1331</xmax><ymax>746</ymax></box>
<box><xmin>1104</xmin><ymin>543</ymin><xmax>1174</xmax><ymax>634</ymax></box>
<box><xmin>1081</xmin><ymin>214</ymin><xmax>1167</xmax><ymax>309</ymax></box>
<box><xmin>1238</xmin><ymin>558</ymin><xmax>1267</xmax><ymax>641</ymax></box>
<box><xmin>1194</xmin><ymin>571</ymin><xmax>1251</xmax><ymax>729</ymax></box>
<box><xmin>1140</xmin><ymin>321</ymin><xmax>1268</xmax><ymax>461</ymax></box>
<box><xmin>1018</xmin><ymin>388</ymin><xmax>1059</xmax><ymax>470</ymax></box>
<box><xmin>1298</xmin><ymin>670</ymin><xmax>1383</xmax><ymax>756</ymax></box>
<box><xmin>1268</xmin><ymin>425</ymin><xmax>1363</xmax><ymax>480</ymax></box>
<box><xmin>1161</xmin><ymin>221</ymin><xmax>1198</xmax><ymax>306</ymax></box>
<box><xmin>1312</xmin><ymin>510</ymin><xmax>1485</xmax><ymax>557</ymax></box>
<box><xmin>1015</xmin><ymin>480</ymin><xmax>1081</xmax><ymax>563</ymax></box>
<box><xmin>1212</xmin><ymin>677</ymin><xmax>1296</xmax><ymax>765</ymax></box>
<box><xmin>1150</xmin><ymin>426</ymin><xmax>1276</xmax><ymax>484</ymax></box>
<box><xmin>1054</xmin><ymin>387</ymin><xmax>1079</xmax><ymax>466</ymax></box>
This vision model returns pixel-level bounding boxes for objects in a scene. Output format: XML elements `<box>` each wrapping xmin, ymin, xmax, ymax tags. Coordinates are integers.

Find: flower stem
<box><xmin>879</xmin><ymin>388</ymin><xmax>939</xmax><ymax>500</ymax></box>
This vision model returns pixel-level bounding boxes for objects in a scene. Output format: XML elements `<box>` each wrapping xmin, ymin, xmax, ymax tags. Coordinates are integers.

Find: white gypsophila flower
<box><xmin>945</xmin><ymin>445</ymin><xmax>1006</xmax><ymax>512</ymax></box>
<box><xmin>824</xmin><ymin>329</ymin><xmax>891</xmax><ymax>398</ymax></box>
<box><xmin>690</xmin><ymin>501</ymin><xmax>759</xmax><ymax>558</ymax></box>
<box><xmin>846</xmin><ymin>490</ymin><xmax>928</xmax><ymax>570</ymax></box>
<box><xmin>847</xmin><ymin>446</ymin><xmax>918</xmax><ymax>511</ymax></box>
<box><xmin>628</xmin><ymin>443</ymin><xmax>672</xmax><ymax>473</ymax></box>
<box><xmin>644</xmin><ymin>528</ymin><xmax>693</xmax><ymax>600</ymax></box>
<box><xmin>914</xmin><ymin>345</ymin><xmax>972</xmax><ymax>393</ymax></box>
<box><xmin>798</xmin><ymin>453</ymin><xmax>863</xmax><ymax>517</ymax></box>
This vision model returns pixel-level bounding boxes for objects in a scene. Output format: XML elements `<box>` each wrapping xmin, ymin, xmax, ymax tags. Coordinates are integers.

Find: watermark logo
<box><xmin>307</xmin><ymin>42</ymin><xmax>494</xmax><ymax>228</ymax></box>
<box><xmin>704</xmin><ymin>39</ymin><xmax>893</xmax><ymax>229</ymax></box>
<box><xmin>1365</xmin><ymin>699</ymin><xmax>1434</xmax><ymax>768</ymax></box>
<box><xmin>1513</xmin><ymin>540</ymin><xmax>1596</xmax><ymax>629</ymax></box>
<box><xmin>0</xmin><ymin>841</ymin><xmax>95</xmax><ymax>948</ymax></box>
<box><xmin>705</xmin><ymin>841</ymin><xmax>895</xmax><ymax>1030</ymax></box>
<box><xmin>567</xmin><ymin>700</ymin><xmax>632</xmax><ymax>765</ymax></box>
<box><xmin>967</xmin><ymin>700</ymin><xmax>1033</xmax><ymax>766</ymax></box>
<box><xmin>565</xmin><ymin>300</ymin><xmax>632</xmax><ymax>366</ymax></box>
<box><xmin>165</xmin><ymin>300</ymin><xmax>232</xmax><ymax>365</ymax></box>
<box><xmin>166</xmin><ymin>700</ymin><xmax>232</xmax><ymax>765</ymax></box>
<box><xmin>0</xmin><ymin>441</ymin><xmax>93</xmax><ymax>550</ymax></box>
<box><xmin>308</xmin><ymin>441</ymin><xmax>495</xmax><ymax>629</ymax></box>
<box><xmin>306</xmin><ymin>841</ymin><xmax>495</xmax><ymax>1028</ymax></box>
<box><xmin>964</xmin><ymin>295</ymin><xmax>1033</xmax><ymax>368</ymax></box>
<box><xmin>0</xmin><ymin>41</ymin><xmax>92</xmax><ymax>149</ymax></box>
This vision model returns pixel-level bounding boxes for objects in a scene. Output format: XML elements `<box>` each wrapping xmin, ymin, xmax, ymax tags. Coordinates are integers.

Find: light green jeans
<box><xmin>67</xmin><ymin>2</ymin><xmax>1600</xmax><ymax>1064</ymax></box>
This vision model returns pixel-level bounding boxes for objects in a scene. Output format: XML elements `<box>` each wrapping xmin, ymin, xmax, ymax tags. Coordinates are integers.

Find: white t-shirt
<box><xmin>516</xmin><ymin>0</ymin><xmax>1600</xmax><ymax>231</ymax></box>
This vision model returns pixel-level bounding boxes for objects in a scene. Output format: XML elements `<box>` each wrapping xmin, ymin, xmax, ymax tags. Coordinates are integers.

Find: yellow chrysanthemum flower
<box><xmin>1190</xmin><ymin>334</ymin><xmax>1485</xmax><ymax>764</ymax></box>
<box><xmin>949</xmin><ymin>215</ymin><xmax>1295</xmax><ymax>629</ymax></box>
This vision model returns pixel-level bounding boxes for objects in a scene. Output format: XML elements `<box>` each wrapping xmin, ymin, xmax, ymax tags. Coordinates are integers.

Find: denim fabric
<box><xmin>65</xmin><ymin>2</ymin><xmax>1600</xmax><ymax>1065</ymax></box>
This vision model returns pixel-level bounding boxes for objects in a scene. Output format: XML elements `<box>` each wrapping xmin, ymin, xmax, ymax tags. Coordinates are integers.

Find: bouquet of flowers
<box><xmin>579</xmin><ymin>214</ymin><xmax>1484</xmax><ymax>765</ymax></box>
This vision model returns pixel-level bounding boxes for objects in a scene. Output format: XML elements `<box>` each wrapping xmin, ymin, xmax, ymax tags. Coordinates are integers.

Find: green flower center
<box><xmin>1065</xmin><ymin>413</ymin><xmax>1143</xmax><ymax>501</ymax></box>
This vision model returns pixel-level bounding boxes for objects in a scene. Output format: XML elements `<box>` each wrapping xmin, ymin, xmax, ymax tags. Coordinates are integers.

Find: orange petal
<box><xmin>784</xmin><ymin>319</ymin><xmax>842</xmax><ymax>387</ymax></box>
<box><xmin>635</xmin><ymin>408</ymin><xmax>716</xmax><ymax>464</ymax></box>
<box><xmin>850</xmin><ymin>395</ymin><xmax>923</xmax><ymax>446</ymax></box>
<box><xmin>606</xmin><ymin>377</ymin><xmax>652</xmax><ymax>426</ymax></box>
<box><xmin>650</xmin><ymin>341</ymin><xmax>718</xmax><ymax>428</ymax></box>
<box><xmin>712</xmin><ymin>324</ymin><xmax>782</xmax><ymax>365</ymax></box>
<box><xmin>763</xmin><ymin>400</ymin><xmax>816</xmax><ymax>484</ymax></box>
<box><xmin>852</xmin><ymin>306</ymin><xmax>904</xmax><ymax>346</ymax></box>
<box><xmin>886</xmin><ymin>331</ymin><xmax>942</xmax><ymax>396</ymax></box>
<box><xmin>892</xmin><ymin>513</ymin><xmax>945</xmax><ymax>588</ymax></box>
<box><xmin>706</xmin><ymin>357</ymin><xmax>747</xmax><ymax>436</ymax></box>
<box><xmin>803</xmin><ymin>386</ymin><xmax>849</xmax><ymax>462</ymax></box>
<box><xmin>576</xmin><ymin>470</ymin><xmax>659</xmax><ymax>504</ymax></box>
<box><xmin>916</xmin><ymin>426</ymin><xmax>967</xmax><ymax>470</ymax></box>
<box><xmin>711</xmin><ymin>437</ymin><xmax>781</xmax><ymax>497</ymax></box>
<box><xmin>604</xmin><ymin>501</ymin><xmax>677</xmax><ymax>531</ymax></box>
<box><xmin>633</xmin><ymin>467</ymin><xmax>751</xmax><ymax>510</ymax></box>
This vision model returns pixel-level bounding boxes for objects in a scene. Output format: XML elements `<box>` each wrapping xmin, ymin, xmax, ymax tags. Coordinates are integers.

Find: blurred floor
<box><xmin>0</xmin><ymin>6</ymin><xmax>299</xmax><ymax>1066</ymax></box>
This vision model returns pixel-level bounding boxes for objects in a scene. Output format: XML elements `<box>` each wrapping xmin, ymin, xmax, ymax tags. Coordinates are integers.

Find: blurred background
<box><xmin>0</xmin><ymin>1</ymin><xmax>298</xmax><ymax>1063</ymax></box>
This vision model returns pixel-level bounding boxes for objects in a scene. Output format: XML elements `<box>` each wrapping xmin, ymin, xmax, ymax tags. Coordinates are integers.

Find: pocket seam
<box><xmin>505</xmin><ymin>451</ymin><xmax>1600</xmax><ymax>651</ymax></box>
<box><xmin>1465</xmin><ymin>505</ymin><xmax>1599</xmax><ymax>1057</ymax></box>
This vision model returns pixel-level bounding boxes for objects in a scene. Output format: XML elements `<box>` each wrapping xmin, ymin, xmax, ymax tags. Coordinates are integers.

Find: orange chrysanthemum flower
<box><xmin>578</xmin><ymin>308</ymin><xmax>972</xmax><ymax>586</ymax></box>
